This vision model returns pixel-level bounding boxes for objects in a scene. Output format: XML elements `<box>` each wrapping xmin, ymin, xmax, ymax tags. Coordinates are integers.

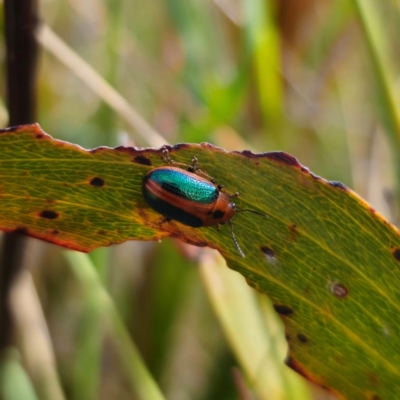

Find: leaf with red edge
<box><xmin>1</xmin><ymin>123</ymin><xmax>400</xmax><ymax>399</ymax></box>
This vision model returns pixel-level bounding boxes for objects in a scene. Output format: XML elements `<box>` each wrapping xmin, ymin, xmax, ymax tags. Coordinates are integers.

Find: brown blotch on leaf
<box><xmin>274</xmin><ymin>304</ymin><xmax>294</xmax><ymax>316</ymax></box>
<box><xmin>329</xmin><ymin>181</ymin><xmax>347</xmax><ymax>190</ymax></box>
<box><xmin>289</xmin><ymin>223</ymin><xmax>298</xmax><ymax>241</ymax></box>
<box><xmin>366</xmin><ymin>371</ymin><xmax>379</xmax><ymax>384</ymax></box>
<box><xmin>52</xmin><ymin>229</ymin><xmax>60</xmax><ymax>235</ymax></box>
<box><xmin>331</xmin><ymin>283</ymin><xmax>348</xmax><ymax>298</ymax></box>
<box><xmin>97</xmin><ymin>230</ymin><xmax>107</xmax><ymax>235</ymax></box>
<box><xmin>134</xmin><ymin>155</ymin><xmax>152</xmax><ymax>166</ymax></box>
<box><xmin>297</xmin><ymin>333</ymin><xmax>308</xmax><ymax>344</ymax></box>
<box><xmin>260</xmin><ymin>246</ymin><xmax>275</xmax><ymax>258</ymax></box>
<box><xmin>40</xmin><ymin>210</ymin><xmax>59</xmax><ymax>220</ymax></box>
<box><xmin>310</xmin><ymin>172</ymin><xmax>321</xmax><ymax>181</ymax></box>
<box><xmin>90</xmin><ymin>177</ymin><xmax>105</xmax><ymax>187</ymax></box>
<box><xmin>265</xmin><ymin>151</ymin><xmax>300</xmax><ymax>167</ymax></box>
<box><xmin>172</xmin><ymin>143</ymin><xmax>192</xmax><ymax>151</ymax></box>
<box><xmin>392</xmin><ymin>247</ymin><xmax>400</xmax><ymax>262</ymax></box>
<box><xmin>35</xmin><ymin>134</ymin><xmax>44</xmax><ymax>139</ymax></box>
<box><xmin>371</xmin><ymin>395</ymin><xmax>381</xmax><ymax>400</ymax></box>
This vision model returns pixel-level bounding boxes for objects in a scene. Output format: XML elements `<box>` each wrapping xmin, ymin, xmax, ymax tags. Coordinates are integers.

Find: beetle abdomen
<box><xmin>144</xmin><ymin>190</ymin><xmax>204</xmax><ymax>227</ymax></box>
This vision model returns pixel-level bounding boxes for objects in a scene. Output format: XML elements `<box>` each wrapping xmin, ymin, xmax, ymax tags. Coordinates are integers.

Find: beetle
<box><xmin>142</xmin><ymin>149</ymin><xmax>267</xmax><ymax>257</ymax></box>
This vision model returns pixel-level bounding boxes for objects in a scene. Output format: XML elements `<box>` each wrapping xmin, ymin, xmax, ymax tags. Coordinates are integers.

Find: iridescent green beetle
<box><xmin>142</xmin><ymin>149</ymin><xmax>267</xmax><ymax>257</ymax></box>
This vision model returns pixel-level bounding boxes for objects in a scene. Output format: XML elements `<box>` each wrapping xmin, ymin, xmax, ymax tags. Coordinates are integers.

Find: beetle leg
<box><xmin>162</xmin><ymin>149</ymin><xmax>217</xmax><ymax>183</ymax></box>
<box><xmin>162</xmin><ymin>148</ymin><xmax>195</xmax><ymax>170</ymax></box>
<box><xmin>191</xmin><ymin>163</ymin><xmax>216</xmax><ymax>183</ymax></box>
<box><xmin>191</xmin><ymin>156</ymin><xmax>200</xmax><ymax>171</ymax></box>
<box><xmin>228</xmin><ymin>191</ymin><xmax>240</xmax><ymax>198</ymax></box>
<box><xmin>191</xmin><ymin>156</ymin><xmax>214</xmax><ymax>180</ymax></box>
<box><xmin>162</xmin><ymin>148</ymin><xmax>172</xmax><ymax>164</ymax></box>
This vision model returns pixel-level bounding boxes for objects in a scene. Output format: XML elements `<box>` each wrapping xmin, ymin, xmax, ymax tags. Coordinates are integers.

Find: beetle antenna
<box><xmin>236</xmin><ymin>209</ymin><xmax>268</xmax><ymax>218</ymax></box>
<box><xmin>228</xmin><ymin>220</ymin><xmax>245</xmax><ymax>258</ymax></box>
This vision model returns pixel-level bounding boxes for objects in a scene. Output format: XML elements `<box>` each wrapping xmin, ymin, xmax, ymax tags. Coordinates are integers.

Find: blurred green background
<box><xmin>1</xmin><ymin>0</ymin><xmax>400</xmax><ymax>399</ymax></box>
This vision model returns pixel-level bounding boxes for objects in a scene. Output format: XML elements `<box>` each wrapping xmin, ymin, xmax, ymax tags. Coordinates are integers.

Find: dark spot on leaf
<box><xmin>297</xmin><ymin>333</ymin><xmax>308</xmax><ymax>343</ymax></box>
<box><xmin>14</xmin><ymin>227</ymin><xmax>28</xmax><ymax>235</ymax></box>
<box><xmin>52</xmin><ymin>229</ymin><xmax>60</xmax><ymax>235</ymax></box>
<box><xmin>265</xmin><ymin>152</ymin><xmax>300</xmax><ymax>167</ymax></box>
<box><xmin>329</xmin><ymin>181</ymin><xmax>347</xmax><ymax>190</ymax></box>
<box><xmin>261</xmin><ymin>246</ymin><xmax>275</xmax><ymax>257</ymax></box>
<box><xmin>331</xmin><ymin>283</ymin><xmax>348</xmax><ymax>298</ymax></box>
<box><xmin>274</xmin><ymin>304</ymin><xmax>294</xmax><ymax>316</ymax></box>
<box><xmin>40</xmin><ymin>210</ymin><xmax>59</xmax><ymax>219</ymax></box>
<box><xmin>213</xmin><ymin>209</ymin><xmax>225</xmax><ymax>219</ymax></box>
<box><xmin>90</xmin><ymin>177</ymin><xmax>105</xmax><ymax>187</ymax></box>
<box><xmin>134</xmin><ymin>155</ymin><xmax>152</xmax><ymax>165</ymax></box>
<box><xmin>392</xmin><ymin>247</ymin><xmax>400</xmax><ymax>261</ymax></box>
<box><xmin>371</xmin><ymin>395</ymin><xmax>381</xmax><ymax>400</ymax></box>
<box><xmin>289</xmin><ymin>224</ymin><xmax>298</xmax><ymax>241</ymax></box>
<box><xmin>97</xmin><ymin>230</ymin><xmax>107</xmax><ymax>235</ymax></box>
<box><xmin>261</xmin><ymin>246</ymin><xmax>277</xmax><ymax>264</ymax></box>
<box><xmin>366</xmin><ymin>371</ymin><xmax>379</xmax><ymax>384</ymax></box>
<box><xmin>285</xmin><ymin>334</ymin><xmax>291</xmax><ymax>341</ymax></box>
<box><xmin>35</xmin><ymin>134</ymin><xmax>43</xmax><ymax>139</ymax></box>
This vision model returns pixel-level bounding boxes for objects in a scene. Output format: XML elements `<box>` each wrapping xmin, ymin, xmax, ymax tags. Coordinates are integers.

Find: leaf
<box><xmin>2</xmin><ymin>123</ymin><xmax>400</xmax><ymax>399</ymax></box>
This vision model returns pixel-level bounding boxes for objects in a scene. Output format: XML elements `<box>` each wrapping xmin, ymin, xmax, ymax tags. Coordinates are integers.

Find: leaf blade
<box><xmin>2</xmin><ymin>124</ymin><xmax>400</xmax><ymax>398</ymax></box>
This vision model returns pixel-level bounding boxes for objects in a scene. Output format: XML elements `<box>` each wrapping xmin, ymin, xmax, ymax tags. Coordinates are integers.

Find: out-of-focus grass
<box><xmin>1</xmin><ymin>0</ymin><xmax>400</xmax><ymax>399</ymax></box>
<box><xmin>0</xmin><ymin>349</ymin><xmax>39</xmax><ymax>400</ymax></box>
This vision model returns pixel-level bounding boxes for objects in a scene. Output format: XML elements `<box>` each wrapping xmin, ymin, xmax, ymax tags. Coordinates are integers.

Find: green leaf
<box><xmin>2</xmin><ymin>123</ymin><xmax>400</xmax><ymax>399</ymax></box>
